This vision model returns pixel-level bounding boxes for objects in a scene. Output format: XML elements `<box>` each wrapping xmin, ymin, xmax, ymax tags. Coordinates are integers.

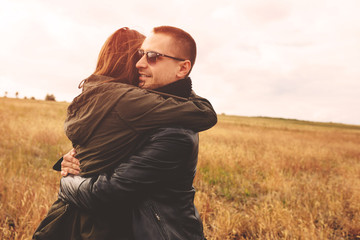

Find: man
<box><xmin>59</xmin><ymin>26</ymin><xmax>215</xmax><ymax>239</ymax></box>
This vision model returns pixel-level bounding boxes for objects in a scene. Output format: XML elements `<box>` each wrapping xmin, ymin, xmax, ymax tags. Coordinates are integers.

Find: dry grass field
<box><xmin>0</xmin><ymin>97</ymin><xmax>359</xmax><ymax>239</ymax></box>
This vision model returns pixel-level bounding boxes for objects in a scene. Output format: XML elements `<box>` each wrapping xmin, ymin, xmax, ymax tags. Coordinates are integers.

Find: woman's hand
<box><xmin>61</xmin><ymin>148</ymin><xmax>80</xmax><ymax>176</ymax></box>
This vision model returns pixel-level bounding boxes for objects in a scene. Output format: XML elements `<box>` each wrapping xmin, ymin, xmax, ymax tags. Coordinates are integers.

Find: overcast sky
<box><xmin>1</xmin><ymin>0</ymin><xmax>359</xmax><ymax>125</ymax></box>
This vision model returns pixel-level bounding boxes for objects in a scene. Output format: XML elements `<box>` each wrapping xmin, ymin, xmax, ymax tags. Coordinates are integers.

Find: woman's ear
<box><xmin>176</xmin><ymin>60</ymin><xmax>192</xmax><ymax>79</ymax></box>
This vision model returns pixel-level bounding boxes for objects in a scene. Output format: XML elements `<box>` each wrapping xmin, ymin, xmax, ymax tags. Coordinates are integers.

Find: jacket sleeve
<box><xmin>53</xmin><ymin>157</ymin><xmax>62</xmax><ymax>171</ymax></box>
<box><xmin>116</xmin><ymin>89</ymin><xmax>217</xmax><ymax>133</ymax></box>
<box><xmin>59</xmin><ymin>128</ymin><xmax>197</xmax><ymax>210</ymax></box>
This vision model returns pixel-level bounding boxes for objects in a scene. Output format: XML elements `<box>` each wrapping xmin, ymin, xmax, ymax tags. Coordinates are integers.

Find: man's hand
<box><xmin>61</xmin><ymin>149</ymin><xmax>80</xmax><ymax>176</ymax></box>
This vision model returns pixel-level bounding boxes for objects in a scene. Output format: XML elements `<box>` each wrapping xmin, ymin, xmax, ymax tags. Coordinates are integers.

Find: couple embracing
<box><xmin>33</xmin><ymin>26</ymin><xmax>216</xmax><ymax>240</ymax></box>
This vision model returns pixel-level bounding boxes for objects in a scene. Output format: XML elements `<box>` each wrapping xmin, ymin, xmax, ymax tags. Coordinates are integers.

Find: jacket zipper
<box><xmin>147</xmin><ymin>201</ymin><xmax>168</xmax><ymax>240</ymax></box>
<box><xmin>155</xmin><ymin>213</ymin><xmax>161</xmax><ymax>221</ymax></box>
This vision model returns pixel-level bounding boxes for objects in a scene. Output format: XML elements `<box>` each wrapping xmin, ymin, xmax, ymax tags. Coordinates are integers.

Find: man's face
<box><xmin>136</xmin><ymin>33</ymin><xmax>182</xmax><ymax>89</ymax></box>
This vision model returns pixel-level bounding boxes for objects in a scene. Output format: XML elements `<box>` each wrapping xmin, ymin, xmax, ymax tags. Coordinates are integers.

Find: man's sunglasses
<box><xmin>137</xmin><ymin>49</ymin><xmax>186</xmax><ymax>65</ymax></box>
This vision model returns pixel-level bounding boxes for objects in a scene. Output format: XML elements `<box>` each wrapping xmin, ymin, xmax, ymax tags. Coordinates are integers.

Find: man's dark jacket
<box><xmin>60</xmin><ymin>127</ymin><xmax>207</xmax><ymax>240</ymax></box>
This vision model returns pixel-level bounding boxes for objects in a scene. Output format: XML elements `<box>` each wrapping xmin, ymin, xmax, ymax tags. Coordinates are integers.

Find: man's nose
<box><xmin>136</xmin><ymin>55</ymin><xmax>147</xmax><ymax>69</ymax></box>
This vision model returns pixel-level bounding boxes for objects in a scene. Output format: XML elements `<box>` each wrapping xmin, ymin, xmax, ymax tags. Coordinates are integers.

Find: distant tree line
<box><xmin>3</xmin><ymin>91</ymin><xmax>56</xmax><ymax>101</ymax></box>
<box><xmin>45</xmin><ymin>94</ymin><xmax>56</xmax><ymax>101</ymax></box>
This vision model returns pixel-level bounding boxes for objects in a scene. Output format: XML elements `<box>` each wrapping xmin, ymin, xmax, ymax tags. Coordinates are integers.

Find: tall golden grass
<box><xmin>196</xmin><ymin>115</ymin><xmax>360</xmax><ymax>239</ymax></box>
<box><xmin>1</xmin><ymin>97</ymin><xmax>359</xmax><ymax>239</ymax></box>
<box><xmin>0</xmin><ymin>98</ymin><xmax>70</xmax><ymax>240</ymax></box>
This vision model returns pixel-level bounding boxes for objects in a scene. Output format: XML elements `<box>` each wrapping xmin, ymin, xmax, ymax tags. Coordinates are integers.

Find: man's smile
<box><xmin>139</xmin><ymin>73</ymin><xmax>151</xmax><ymax>78</ymax></box>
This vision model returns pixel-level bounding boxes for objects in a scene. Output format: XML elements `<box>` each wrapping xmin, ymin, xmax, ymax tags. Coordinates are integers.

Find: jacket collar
<box><xmin>153</xmin><ymin>78</ymin><xmax>192</xmax><ymax>99</ymax></box>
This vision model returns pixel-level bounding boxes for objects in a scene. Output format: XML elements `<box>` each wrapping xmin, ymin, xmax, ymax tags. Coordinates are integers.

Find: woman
<box><xmin>33</xmin><ymin>27</ymin><xmax>216</xmax><ymax>239</ymax></box>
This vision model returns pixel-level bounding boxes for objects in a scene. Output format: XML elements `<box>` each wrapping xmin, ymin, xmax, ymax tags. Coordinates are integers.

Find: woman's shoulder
<box><xmin>82</xmin><ymin>74</ymin><xmax>143</xmax><ymax>93</ymax></box>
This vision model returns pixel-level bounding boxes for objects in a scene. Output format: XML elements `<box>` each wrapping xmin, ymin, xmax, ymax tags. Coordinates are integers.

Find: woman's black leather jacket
<box><xmin>59</xmin><ymin>127</ymin><xmax>206</xmax><ymax>240</ymax></box>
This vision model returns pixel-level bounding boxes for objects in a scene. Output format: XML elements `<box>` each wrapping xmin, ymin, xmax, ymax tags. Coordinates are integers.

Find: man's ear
<box><xmin>176</xmin><ymin>60</ymin><xmax>192</xmax><ymax>79</ymax></box>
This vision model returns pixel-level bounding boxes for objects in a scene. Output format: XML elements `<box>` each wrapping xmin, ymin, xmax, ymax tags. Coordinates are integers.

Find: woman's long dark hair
<box><xmin>70</xmin><ymin>28</ymin><xmax>145</xmax><ymax>114</ymax></box>
<box><xmin>91</xmin><ymin>27</ymin><xmax>145</xmax><ymax>86</ymax></box>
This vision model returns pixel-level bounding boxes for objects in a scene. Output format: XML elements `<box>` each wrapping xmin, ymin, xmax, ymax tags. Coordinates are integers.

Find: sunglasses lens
<box><xmin>147</xmin><ymin>52</ymin><xmax>158</xmax><ymax>65</ymax></box>
<box><xmin>137</xmin><ymin>50</ymin><xmax>145</xmax><ymax>58</ymax></box>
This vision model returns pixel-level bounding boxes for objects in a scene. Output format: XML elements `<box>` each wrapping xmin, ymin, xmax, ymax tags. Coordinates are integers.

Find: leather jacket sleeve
<box><xmin>59</xmin><ymin>128</ymin><xmax>198</xmax><ymax>210</ymax></box>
